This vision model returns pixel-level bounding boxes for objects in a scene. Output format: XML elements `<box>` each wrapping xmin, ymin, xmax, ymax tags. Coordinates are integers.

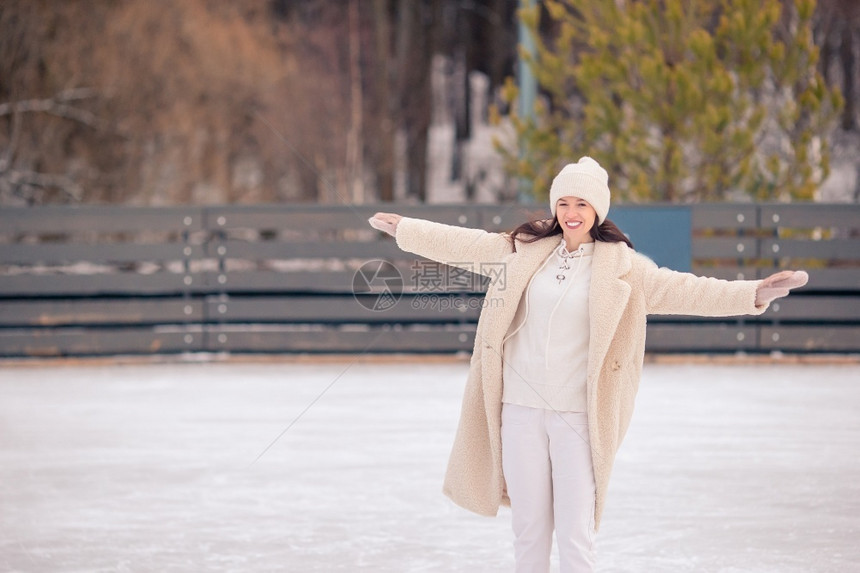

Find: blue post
<box><xmin>517</xmin><ymin>0</ymin><xmax>537</xmax><ymax>204</ymax></box>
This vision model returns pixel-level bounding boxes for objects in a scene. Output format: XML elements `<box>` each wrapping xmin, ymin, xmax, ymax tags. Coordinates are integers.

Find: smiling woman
<box><xmin>509</xmin><ymin>157</ymin><xmax>634</xmax><ymax>252</ymax></box>
<box><xmin>554</xmin><ymin>197</ymin><xmax>596</xmax><ymax>248</ymax></box>
<box><xmin>368</xmin><ymin>156</ymin><xmax>809</xmax><ymax>572</ymax></box>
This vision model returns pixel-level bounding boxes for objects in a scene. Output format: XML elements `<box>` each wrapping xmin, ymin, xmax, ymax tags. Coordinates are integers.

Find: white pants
<box><xmin>501</xmin><ymin>403</ymin><xmax>597</xmax><ymax>573</ymax></box>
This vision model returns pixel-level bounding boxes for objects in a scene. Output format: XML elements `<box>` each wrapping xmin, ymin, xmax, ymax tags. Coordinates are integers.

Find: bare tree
<box><xmin>0</xmin><ymin>89</ymin><xmax>105</xmax><ymax>203</ymax></box>
<box><xmin>0</xmin><ymin>0</ymin><xmax>521</xmax><ymax>206</ymax></box>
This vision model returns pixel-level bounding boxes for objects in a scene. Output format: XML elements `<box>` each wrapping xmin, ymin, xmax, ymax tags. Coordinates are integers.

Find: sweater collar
<box><xmin>557</xmin><ymin>238</ymin><xmax>595</xmax><ymax>258</ymax></box>
<box><xmin>516</xmin><ymin>234</ymin><xmax>617</xmax><ymax>264</ymax></box>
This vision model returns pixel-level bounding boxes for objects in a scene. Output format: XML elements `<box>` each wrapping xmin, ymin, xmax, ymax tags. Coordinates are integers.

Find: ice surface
<box><xmin>1</xmin><ymin>360</ymin><xmax>858</xmax><ymax>572</ymax></box>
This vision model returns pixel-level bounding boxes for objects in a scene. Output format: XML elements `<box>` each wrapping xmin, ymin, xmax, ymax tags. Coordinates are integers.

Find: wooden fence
<box><xmin>0</xmin><ymin>203</ymin><xmax>858</xmax><ymax>357</ymax></box>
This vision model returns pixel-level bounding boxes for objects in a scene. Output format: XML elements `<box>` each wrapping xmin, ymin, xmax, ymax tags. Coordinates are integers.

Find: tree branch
<box><xmin>0</xmin><ymin>89</ymin><xmax>102</xmax><ymax>129</ymax></box>
<box><xmin>0</xmin><ymin>168</ymin><xmax>83</xmax><ymax>203</ymax></box>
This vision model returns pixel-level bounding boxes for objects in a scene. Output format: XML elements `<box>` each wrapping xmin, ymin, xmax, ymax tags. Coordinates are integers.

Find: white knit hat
<box><xmin>549</xmin><ymin>156</ymin><xmax>611</xmax><ymax>224</ymax></box>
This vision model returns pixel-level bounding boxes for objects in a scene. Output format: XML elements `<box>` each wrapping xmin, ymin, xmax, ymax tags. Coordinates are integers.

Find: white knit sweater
<box><xmin>502</xmin><ymin>239</ymin><xmax>594</xmax><ymax>412</ymax></box>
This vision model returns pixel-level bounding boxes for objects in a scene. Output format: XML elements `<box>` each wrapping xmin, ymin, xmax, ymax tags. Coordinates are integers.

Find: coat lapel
<box><xmin>495</xmin><ymin>236</ymin><xmax>559</xmax><ymax>336</ymax></box>
<box><xmin>512</xmin><ymin>236</ymin><xmax>559</xmax><ymax>287</ymax></box>
<box><xmin>587</xmin><ymin>242</ymin><xmax>632</xmax><ymax>385</ymax></box>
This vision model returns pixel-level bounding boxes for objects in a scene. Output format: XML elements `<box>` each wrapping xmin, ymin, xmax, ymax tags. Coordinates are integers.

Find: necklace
<box><xmin>556</xmin><ymin>243</ymin><xmax>584</xmax><ymax>284</ymax></box>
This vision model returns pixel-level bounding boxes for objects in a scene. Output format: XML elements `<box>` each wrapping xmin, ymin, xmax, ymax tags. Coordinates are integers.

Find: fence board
<box><xmin>0</xmin><ymin>273</ymin><xmax>206</xmax><ymax>296</ymax></box>
<box><xmin>387</xmin><ymin>205</ymin><xmax>487</xmax><ymax>228</ymax></box>
<box><xmin>208</xmin><ymin>239</ymin><xmax>403</xmax><ymax>260</ymax></box>
<box><xmin>204</xmin><ymin>267</ymin><xmax>487</xmax><ymax>294</ymax></box>
<box><xmin>0</xmin><ymin>299</ymin><xmax>203</xmax><ymax>326</ymax></box>
<box><xmin>760</xmin><ymin>238</ymin><xmax>860</xmax><ymax>260</ymax></box>
<box><xmin>205</xmin><ymin>294</ymin><xmax>481</xmax><ymax>323</ymax></box>
<box><xmin>691</xmin><ymin>204</ymin><xmax>759</xmax><ymax>229</ymax></box>
<box><xmin>796</xmin><ymin>268</ymin><xmax>860</xmax><ymax>290</ymax></box>
<box><xmin>204</xmin><ymin>271</ymin><xmax>356</xmax><ymax>293</ymax></box>
<box><xmin>478</xmin><ymin>206</ymin><xmax>550</xmax><ymax>231</ymax></box>
<box><xmin>762</xmin><ymin>296</ymin><xmax>860</xmax><ymax>321</ymax></box>
<box><xmin>205</xmin><ymin>205</ymin><xmax>486</xmax><ymax>232</ymax></box>
<box><xmin>0</xmin><ymin>206</ymin><xmax>203</xmax><ymax>233</ymax></box>
<box><xmin>0</xmin><ymin>326</ymin><xmax>203</xmax><ymax>357</ymax></box>
<box><xmin>759</xmin><ymin>204</ymin><xmax>860</xmax><ymax>229</ymax></box>
<box><xmin>0</xmin><ymin>243</ymin><xmax>204</xmax><ymax>264</ymax></box>
<box><xmin>207</xmin><ymin>208</ymin><xmax>368</xmax><ymax>232</ymax></box>
<box><xmin>691</xmin><ymin>237</ymin><xmax>758</xmax><ymax>259</ymax></box>
<box><xmin>759</xmin><ymin>325</ymin><xmax>860</xmax><ymax>351</ymax></box>
<box><xmin>644</xmin><ymin>324</ymin><xmax>758</xmax><ymax>351</ymax></box>
<box><xmin>204</xmin><ymin>324</ymin><xmax>475</xmax><ymax>353</ymax></box>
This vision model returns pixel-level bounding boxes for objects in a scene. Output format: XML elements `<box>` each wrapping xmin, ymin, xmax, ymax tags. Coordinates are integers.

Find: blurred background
<box><xmin>1</xmin><ymin>1</ymin><xmax>858</xmax><ymax>359</ymax></box>
<box><xmin>1</xmin><ymin>0</ymin><xmax>857</xmax><ymax>207</ymax></box>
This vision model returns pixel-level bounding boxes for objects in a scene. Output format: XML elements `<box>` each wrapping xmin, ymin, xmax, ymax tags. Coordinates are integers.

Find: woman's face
<box><xmin>555</xmin><ymin>195</ymin><xmax>597</xmax><ymax>248</ymax></box>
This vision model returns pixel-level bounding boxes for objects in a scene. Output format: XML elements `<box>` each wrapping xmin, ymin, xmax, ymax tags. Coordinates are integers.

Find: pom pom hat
<box><xmin>549</xmin><ymin>156</ymin><xmax>611</xmax><ymax>224</ymax></box>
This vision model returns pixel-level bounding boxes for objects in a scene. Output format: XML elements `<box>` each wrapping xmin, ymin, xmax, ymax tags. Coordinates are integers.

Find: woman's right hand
<box><xmin>755</xmin><ymin>270</ymin><xmax>809</xmax><ymax>306</ymax></box>
<box><xmin>368</xmin><ymin>212</ymin><xmax>402</xmax><ymax>237</ymax></box>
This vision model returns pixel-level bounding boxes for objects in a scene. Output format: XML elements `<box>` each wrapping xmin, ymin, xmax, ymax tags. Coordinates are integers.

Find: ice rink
<box><xmin>1</xmin><ymin>358</ymin><xmax>858</xmax><ymax>572</ymax></box>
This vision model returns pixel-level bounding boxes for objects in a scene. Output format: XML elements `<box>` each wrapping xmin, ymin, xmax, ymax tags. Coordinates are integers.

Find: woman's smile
<box><xmin>556</xmin><ymin>196</ymin><xmax>597</xmax><ymax>250</ymax></box>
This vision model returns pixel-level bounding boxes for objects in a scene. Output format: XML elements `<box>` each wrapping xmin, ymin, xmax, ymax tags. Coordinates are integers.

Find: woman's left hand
<box><xmin>368</xmin><ymin>212</ymin><xmax>402</xmax><ymax>237</ymax></box>
<box><xmin>755</xmin><ymin>270</ymin><xmax>809</xmax><ymax>306</ymax></box>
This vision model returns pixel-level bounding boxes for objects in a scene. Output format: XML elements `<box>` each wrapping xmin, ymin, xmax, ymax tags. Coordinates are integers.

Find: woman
<box><xmin>368</xmin><ymin>157</ymin><xmax>807</xmax><ymax>572</ymax></box>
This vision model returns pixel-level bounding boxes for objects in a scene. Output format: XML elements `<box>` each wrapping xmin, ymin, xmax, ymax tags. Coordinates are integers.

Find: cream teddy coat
<box><xmin>394</xmin><ymin>216</ymin><xmax>768</xmax><ymax>531</ymax></box>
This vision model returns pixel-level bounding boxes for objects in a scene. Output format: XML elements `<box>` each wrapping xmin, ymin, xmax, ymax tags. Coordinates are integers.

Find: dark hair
<box><xmin>509</xmin><ymin>217</ymin><xmax>634</xmax><ymax>250</ymax></box>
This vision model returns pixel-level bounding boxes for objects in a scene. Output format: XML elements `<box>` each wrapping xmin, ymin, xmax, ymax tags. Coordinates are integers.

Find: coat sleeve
<box><xmin>394</xmin><ymin>216</ymin><xmax>514</xmax><ymax>274</ymax></box>
<box><xmin>638</xmin><ymin>255</ymin><xmax>768</xmax><ymax>317</ymax></box>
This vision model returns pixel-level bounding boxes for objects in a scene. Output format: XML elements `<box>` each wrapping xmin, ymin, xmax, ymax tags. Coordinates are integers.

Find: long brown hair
<box><xmin>509</xmin><ymin>217</ymin><xmax>634</xmax><ymax>250</ymax></box>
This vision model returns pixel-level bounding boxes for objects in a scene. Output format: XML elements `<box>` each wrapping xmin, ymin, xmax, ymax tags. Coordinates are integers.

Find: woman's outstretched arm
<box><xmin>642</xmin><ymin>256</ymin><xmax>808</xmax><ymax>317</ymax></box>
<box><xmin>368</xmin><ymin>212</ymin><xmax>513</xmax><ymax>271</ymax></box>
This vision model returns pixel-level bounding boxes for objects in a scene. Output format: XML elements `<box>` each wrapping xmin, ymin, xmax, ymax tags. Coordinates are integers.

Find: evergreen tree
<box><xmin>496</xmin><ymin>0</ymin><xmax>843</xmax><ymax>202</ymax></box>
